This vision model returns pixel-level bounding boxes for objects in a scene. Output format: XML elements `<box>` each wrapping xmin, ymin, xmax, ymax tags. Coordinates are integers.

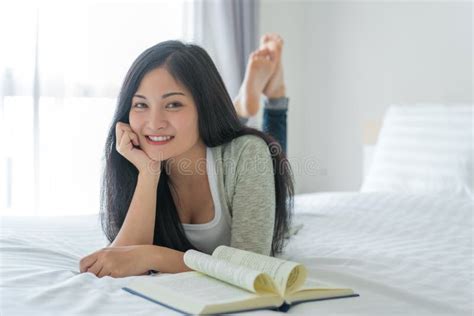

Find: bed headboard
<box><xmin>362</xmin><ymin>120</ymin><xmax>382</xmax><ymax>177</ymax></box>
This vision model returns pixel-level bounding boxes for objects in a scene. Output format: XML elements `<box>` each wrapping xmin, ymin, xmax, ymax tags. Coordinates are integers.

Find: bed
<box><xmin>1</xmin><ymin>104</ymin><xmax>472</xmax><ymax>315</ymax></box>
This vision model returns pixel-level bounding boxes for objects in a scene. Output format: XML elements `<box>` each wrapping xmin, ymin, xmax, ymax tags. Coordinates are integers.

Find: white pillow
<box><xmin>361</xmin><ymin>104</ymin><xmax>473</xmax><ymax>199</ymax></box>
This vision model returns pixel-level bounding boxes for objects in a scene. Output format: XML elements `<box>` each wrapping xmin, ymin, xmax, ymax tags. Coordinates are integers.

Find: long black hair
<box><xmin>100</xmin><ymin>40</ymin><xmax>294</xmax><ymax>256</ymax></box>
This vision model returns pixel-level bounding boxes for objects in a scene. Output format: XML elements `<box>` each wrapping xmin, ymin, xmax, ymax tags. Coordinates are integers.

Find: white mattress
<box><xmin>1</xmin><ymin>192</ymin><xmax>472</xmax><ymax>315</ymax></box>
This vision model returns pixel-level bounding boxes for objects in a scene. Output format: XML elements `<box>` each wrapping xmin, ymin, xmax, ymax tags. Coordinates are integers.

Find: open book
<box><xmin>122</xmin><ymin>246</ymin><xmax>358</xmax><ymax>314</ymax></box>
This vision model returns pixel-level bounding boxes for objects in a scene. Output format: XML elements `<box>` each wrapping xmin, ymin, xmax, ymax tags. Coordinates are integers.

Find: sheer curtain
<box><xmin>0</xmin><ymin>1</ymin><xmax>186</xmax><ymax>216</ymax></box>
<box><xmin>185</xmin><ymin>0</ymin><xmax>260</xmax><ymax>100</ymax></box>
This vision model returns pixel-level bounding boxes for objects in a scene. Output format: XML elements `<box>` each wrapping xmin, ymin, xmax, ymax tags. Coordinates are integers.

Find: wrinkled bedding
<box><xmin>1</xmin><ymin>192</ymin><xmax>472</xmax><ymax>315</ymax></box>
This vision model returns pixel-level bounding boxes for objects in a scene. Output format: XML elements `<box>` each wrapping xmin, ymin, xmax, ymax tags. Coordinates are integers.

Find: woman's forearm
<box><xmin>148</xmin><ymin>245</ymin><xmax>193</xmax><ymax>274</ymax></box>
<box><xmin>111</xmin><ymin>172</ymin><xmax>160</xmax><ymax>247</ymax></box>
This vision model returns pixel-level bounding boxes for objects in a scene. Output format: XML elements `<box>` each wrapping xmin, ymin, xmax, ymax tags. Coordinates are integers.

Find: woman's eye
<box><xmin>133</xmin><ymin>103</ymin><xmax>147</xmax><ymax>109</ymax></box>
<box><xmin>165</xmin><ymin>102</ymin><xmax>182</xmax><ymax>109</ymax></box>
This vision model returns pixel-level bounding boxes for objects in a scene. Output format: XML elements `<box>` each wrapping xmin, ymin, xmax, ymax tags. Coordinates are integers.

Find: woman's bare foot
<box><xmin>260</xmin><ymin>33</ymin><xmax>286</xmax><ymax>99</ymax></box>
<box><xmin>234</xmin><ymin>47</ymin><xmax>276</xmax><ymax>117</ymax></box>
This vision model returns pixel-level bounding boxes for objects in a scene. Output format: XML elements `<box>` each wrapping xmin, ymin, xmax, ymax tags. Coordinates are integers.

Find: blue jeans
<box><xmin>240</xmin><ymin>96</ymin><xmax>289</xmax><ymax>154</ymax></box>
<box><xmin>262</xmin><ymin>97</ymin><xmax>288</xmax><ymax>154</ymax></box>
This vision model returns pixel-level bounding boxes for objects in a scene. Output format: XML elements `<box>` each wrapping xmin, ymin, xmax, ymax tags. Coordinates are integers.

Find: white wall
<box><xmin>259</xmin><ymin>0</ymin><xmax>473</xmax><ymax>194</ymax></box>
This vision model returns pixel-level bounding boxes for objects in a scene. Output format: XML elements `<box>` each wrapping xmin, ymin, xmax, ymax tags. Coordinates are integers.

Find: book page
<box><xmin>184</xmin><ymin>249</ymin><xmax>277</xmax><ymax>294</ymax></box>
<box><xmin>286</xmin><ymin>277</ymin><xmax>355</xmax><ymax>304</ymax></box>
<box><xmin>124</xmin><ymin>272</ymin><xmax>281</xmax><ymax>315</ymax></box>
<box><xmin>212</xmin><ymin>246</ymin><xmax>307</xmax><ymax>297</ymax></box>
<box><xmin>298</xmin><ymin>277</ymin><xmax>354</xmax><ymax>291</ymax></box>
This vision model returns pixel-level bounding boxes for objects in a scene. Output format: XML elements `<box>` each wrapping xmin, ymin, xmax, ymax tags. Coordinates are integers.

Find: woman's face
<box><xmin>129</xmin><ymin>67</ymin><xmax>201</xmax><ymax>162</ymax></box>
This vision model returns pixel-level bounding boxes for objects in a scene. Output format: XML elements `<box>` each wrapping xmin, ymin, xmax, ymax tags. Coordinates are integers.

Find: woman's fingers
<box><xmin>115</xmin><ymin>123</ymin><xmax>125</xmax><ymax>153</ymax></box>
<box><xmin>79</xmin><ymin>250</ymin><xmax>110</xmax><ymax>278</ymax></box>
<box><xmin>115</xmin><ymin>122</ymin><xmax>126</xmax><ymax>143</ymax></box>
<box><xmin>79</xmin><ymin>255</ymin><xmax>98</xmax><ymax>273</ymax></box>
<box><xmin>116</xmin><ymin>123</ymin><xmax>140</xmax><ymax>152</ymax></box>
<box><xmin>96</xmin><ymin>265</ymin><xmax>110</xmax><ymax>278</ymax></box>
<box><xmin>128</xmin><ymin>131</ymin><xmax>139</xmax><ymax>147</ymax></box>
<box><xmin>119</xmin><ymin>131</ymin><xmax>133</xmax><ymax>152</ymax></box>
<box><xmin>87</xmin><ymin>261</ymin><xmax>102</xmax><ymax>276</ymax></box>
<box><xmin>116</xmin><ymin>122</ymin><xmax>133</xmax><ymax>144</ymax></box>
<box><xmin>116</xmin><ymin>121</ymin><xmax>132</xmax><ymax>131</ymax></box>
<box><xmin>114</xmin><ymin>122</ymin><xmax>152</xmax><ymax>172</ymax></box>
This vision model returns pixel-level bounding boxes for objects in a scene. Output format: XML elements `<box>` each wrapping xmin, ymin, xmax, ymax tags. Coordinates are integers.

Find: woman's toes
<box><xmin>278</xmin><ymin>38</ymin><xmax>284</xmax><ymax>47</ymax></box>
<box><xmin>255</xmin><ymin>49</ymin><xmax>264</xmax><ymax>57</ymax></box>
<box><xmin>260</xmin><ymin>34</ymin><xmax>270</xmax><ymax>46</ymax></box>
<box><xmin>265</xmin><ymin>33</ymin><xmax>277</xmax><ymax>42</ymax></box>
<box><xmin>253</xmin><ymin>48</ymin><xmax>272</xmax><ymax>62</ymax></box>
<box><xmin>266</xmin><ymin>50</ymin><xmax>275</xmax><ymax>61</ymax></box>
<box><xmin>259</xmin><ymin>48</ymin><xmax>271</xmax><ymax>59</ymax></box>
<box><xmin>260</xmin><ymin>33</ymin><xmax>282</xmax><ymax>47</ymax></box>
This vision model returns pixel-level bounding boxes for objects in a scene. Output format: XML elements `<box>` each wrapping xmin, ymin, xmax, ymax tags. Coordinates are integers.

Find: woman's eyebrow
<box><xmin>133</xmin><ymin>92</ymin><xmax>185</xmax><ymax>100</ymax></box>
<box><xmin>162</xmin><ymin>92</ymin><xmax>185</xmax><ymax>99</ymax></box>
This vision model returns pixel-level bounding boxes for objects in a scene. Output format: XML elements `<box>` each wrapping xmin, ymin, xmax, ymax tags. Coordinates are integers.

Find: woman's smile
<box><xmin>145</xmin><ymin>135</ymin><xmax>175</xmax><ymax>145</ymax></box>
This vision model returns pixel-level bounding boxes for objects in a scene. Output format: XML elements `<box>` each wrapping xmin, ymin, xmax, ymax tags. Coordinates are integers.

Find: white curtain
<box><xmin>0</xmin><ymin>1</ymin><xmax>186</xmax><ymax>215</ymax></box>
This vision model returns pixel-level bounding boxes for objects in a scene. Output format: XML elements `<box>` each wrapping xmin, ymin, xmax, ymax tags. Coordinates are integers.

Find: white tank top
<box><xmin>182</xmin><ymin>147</ymin><xmax>232</xmax><ymax>254</ymax></box>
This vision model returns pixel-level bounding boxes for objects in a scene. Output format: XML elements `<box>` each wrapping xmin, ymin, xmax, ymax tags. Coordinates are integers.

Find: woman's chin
<box><xmin>144</xmin><ymin>149</ymin><xmax>167</xmax><ymax>162</ymax></box>
<box><xmin>150</xmin><ymin>154</ymin><xmax>167</xmax><ymax>161</ymax></box>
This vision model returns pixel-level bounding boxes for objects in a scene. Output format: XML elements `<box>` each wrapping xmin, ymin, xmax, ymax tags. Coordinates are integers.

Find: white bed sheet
<box><xmin>1</xmin><ymin>192</ymin><xmax>472</xmax><ymax>315</ymax></box>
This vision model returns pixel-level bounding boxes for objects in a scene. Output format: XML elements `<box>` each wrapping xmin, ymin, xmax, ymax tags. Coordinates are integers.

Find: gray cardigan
<box><xmin>210</xmin><ymin>134</ymin><xmax>276</xmax><ymax>256</ymax></box>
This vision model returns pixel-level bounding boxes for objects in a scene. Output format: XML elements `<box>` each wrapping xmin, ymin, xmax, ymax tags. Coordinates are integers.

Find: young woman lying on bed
<box><xmin>79</xmin><ymin>34</ymin><xmax>294</xmax><ymax>278</ymax></box>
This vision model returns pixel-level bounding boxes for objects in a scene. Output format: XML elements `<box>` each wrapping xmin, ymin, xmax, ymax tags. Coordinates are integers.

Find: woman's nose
<box><xmin>146</xmin><ymin>110</ymin><xmax>168</xmax><ymax>130</ymax></box>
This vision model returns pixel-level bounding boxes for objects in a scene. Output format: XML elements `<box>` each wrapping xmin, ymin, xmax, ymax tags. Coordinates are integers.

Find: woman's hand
<box><xmin>115</xmin><ymin>122</ymin><xmax>161</xmax><ymax>174</ymax></box>
<box><xmin>79</xmin><ymin>245</ymin><xmax>154</xmax><ymax>278</ymax></box>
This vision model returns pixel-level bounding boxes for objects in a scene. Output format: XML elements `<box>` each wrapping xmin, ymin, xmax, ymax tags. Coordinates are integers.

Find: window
<box><xmin>0</xmin><ymin>1</ymin><xmax>187</xmax><ymax>215</ymax></box>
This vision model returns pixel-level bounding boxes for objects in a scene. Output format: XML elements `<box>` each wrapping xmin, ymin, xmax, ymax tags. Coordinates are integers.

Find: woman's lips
<box><xmin>145</xmin><ymin>136</ymin><xmax>175</xmax><ymax>145</ymax></box>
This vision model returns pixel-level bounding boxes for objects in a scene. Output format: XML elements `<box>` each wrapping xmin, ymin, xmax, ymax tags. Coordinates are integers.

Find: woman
<box><xmin>79</xmin><ymin>37</ymin><xmax>293</xmax><ymax>278</ymax></box>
